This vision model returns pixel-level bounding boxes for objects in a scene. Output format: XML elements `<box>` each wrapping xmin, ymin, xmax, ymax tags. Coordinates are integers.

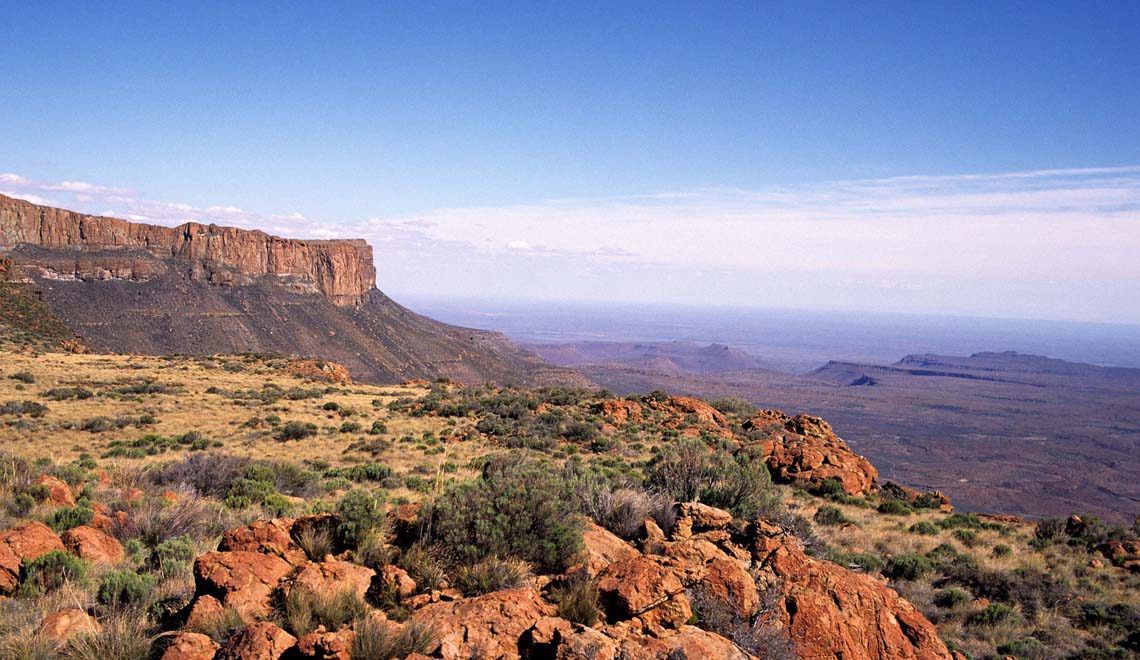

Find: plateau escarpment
<box><xmin>0</xmin><ymin>194</ymin><xmax>584</xmax><ymax>387</ymax></box>
<box><xmin>0</xmin><ymin>193</ymin><xmax>374</xmax><ymax>306</ymax></box>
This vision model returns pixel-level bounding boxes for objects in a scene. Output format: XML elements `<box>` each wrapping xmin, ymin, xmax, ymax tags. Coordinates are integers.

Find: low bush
<box><xmin>151</xmin><ymin>536</ymin><xmax>197</xmax><ymax>576</ymax></box>
<box><xmin>908</xmin><ymin>521</ymin><xmax>940</xmax><ymax>535</ymax></box>
<box><xmin>884</xmin><ymin>553</ymin><xmax>933</xmax><ymax>581</ymax></box>
<box><xmin>813</xmin><ymin>505</ymin><xmax>851</xmax><ymax>526</ymax></box>
<box><xmin>48</xmin><ymin>504</ymin><xmax>94</xmax><ymax>532</ymax></box>
<box><xmin>8</xmin><ymin>371</ymin><xmax>35</xmax><ymax>384</ymax></box>
<box><xmin>969</xmin><ymin>602</ymin><xmax>1015</xmax><ymax>626</ymax></box>
<box><xmin>21</xmin><ymin>550</ymin><xmax>87</xmax><ymax>593</ymax></box>
<box><xmin>426</xmin><ymin>454</ymin><xmax>584</xmax><ymax>573</ymax></box>
<box><xmin>934</xmin><ymin>587</ymin><xmax>971</xmax><ymax>609</ymax></box>
<box><xmin>336</xmin><ymin>489</ymin><xmax>386</xmax><ymax>549</ymax></box>
<box><xmin>277</xmin><ymin>421</ymin><xmax>317</xmax><ymax>441</ymax></box>
<box><xmin>97</xmin><ymin>570</ymin><xmax>155</xmax><ymax>609</ymax></box>
<box><xmin>646</xmin><ymin>439</ymin><xmax>781</xmax><ymax>520</ymax></box>
<box><xmin>876</xmin><ymin>499</ymin><xmax>912</xmax><ymax>515</ymax></box>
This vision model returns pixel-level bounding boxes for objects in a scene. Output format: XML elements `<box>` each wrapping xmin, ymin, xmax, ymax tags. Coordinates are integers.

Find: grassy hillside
<box><xmin>1</xmin><ymin>346</ymin><xmax>1139</xmax><ymax>657</ymax></box>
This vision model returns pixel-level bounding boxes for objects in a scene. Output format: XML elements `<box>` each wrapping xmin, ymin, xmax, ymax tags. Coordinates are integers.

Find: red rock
<box><xmin>700</xmin><ymin>558</ymin><xmax>760</xmax><ymax>620</ymax></box>
<box><xmin>219</xmin><ymin>518</ymin><xmax>306</xmax><ymax>566</ymax></box>
<box><xmin>216</xmin><ymin>621</ymin><xmax>297</xmax><ymax>659</ymax></box>
<box><xmin>193</xmin><ymin>551</ymin><xmax>294</xmax><ymax>619</ymax></box>
<box><xmin>290</xmin><ymin>513</ymin><xmax>343</xmax><ymax>555</ymax></box>
<box><xmin>153</xmin><ymin>631</ymin><xmax>220</xmax><ymax>660</ymax></box>
<box><xmin>594</xmin><ymin>399</ymin><xmax>644</xmax><ymax>426</ymax></box>
<box><xmin>747</xmin><ymin>410</ymin><xmax>878</xmax><ymax>495</ymax></box>
<box><xmin>379</xmin><ymin>564</ymin><xmax>417</xmax><ymax>598</ymax></box>
<box><xmin>595</xmin><ymin>556</ymin><xmax>690</xmax><ymax>631</ymax></box>
<box><xmin>411</xmin><ymin>588</ymin><xmax>554</xmax><ymax>659</ymax></box>
<box><xmin>38</xmin><ymin>608</ymin><xmax>100</xmax><ymax>642</ymax></box>
<box><xmin>752</xmin><ymin>527</ymin><xmax>952</xmax><ymax>659</ymax></box>
<box><xmin>614</xmin><ymin>625</ymin><xmax>751</xmax><ymax>659</ymax></box>
<box><xmin>285</xmin><ymin>359</ymin><xmax>352</xmax><ymax>385</ymax></box>
<box><xmin>285</xmin><ymin>560</ymin><xmax>374</xmax><ymax>602</ymax></box>
<box><xmin>35</xmin><ymin>474</ymin><xmax>76</xmax><ymax>506</ymax></box>
<box><xmin>160</xmin><ymin>489</ymin><xmax>180</xmax><ymax>504</ymax></box>
<box><xmin>184</xmin><ymin>593</ymin><xmax>228</xmax><ymax>628</ymax></box>
<box><xmin>524</xmin><ymin>617</ymin><xmax>618</xmax><ymax>659</ymax></box>
<box><xmin>61</xmin><ymin>525</ymin><xmax>125</xmax><ymax>565</ymax></box>
<box><xmin>0</xmin><ymin>521</ymin><xmax>65</xmax><ymax>595</ymax></box>
<box><xmin>575</xmin><ymin>522</ymin><xmax>640</xmax><ymax>578</ymax></box>
<box><xmin>123</xmin><ymin>487</ymin><xmax>145</xmax><ymax>502</ymax></box>
<box><xmin>293</xmin><ymin>627</ymin><xmax>355</xmax><ymax>659</ymax></box>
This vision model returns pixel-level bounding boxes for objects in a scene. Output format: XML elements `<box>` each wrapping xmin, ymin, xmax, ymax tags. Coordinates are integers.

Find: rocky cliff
<box><xmin>0</xmin><ymin>194</ymin><xmax>374</xmax><ymax>306</ymax></box>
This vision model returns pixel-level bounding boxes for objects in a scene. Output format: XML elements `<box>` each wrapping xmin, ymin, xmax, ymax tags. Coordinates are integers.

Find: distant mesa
<box><xmin>0</xmin><ymin>194</ymin><xmax>584</xmax><ymax>387</ymax></box>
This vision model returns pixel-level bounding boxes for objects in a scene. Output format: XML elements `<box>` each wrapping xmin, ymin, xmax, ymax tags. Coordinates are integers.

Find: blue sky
<box><xmin>2</xmin><ymin>2</ymin><xmax>1139</xmax><ymax>323</ymax></box>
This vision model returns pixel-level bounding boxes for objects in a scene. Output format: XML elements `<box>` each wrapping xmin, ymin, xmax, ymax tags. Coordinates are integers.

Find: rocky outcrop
<box><xmin>153</xmin><ymin>631</ymin><xmax>221</xmax><ymax>660</ymax></box>
<box><xmin>34</xmin><ymin>474</ymin><xmax>76</xmax><ymax>506</ymax></box>
<box><xmin>0</xmin><ymin>521</ymin><xmax>65</xmax><ymax>594</ymax></box>
<box><xmin>216</xmin><ymin>621</ymin><xmax>297</xmax><ymax>659</ymax></box>
<box><xmin>751</xmin><ymin>522</ymin><xmax>952</xmax><ymax>659</ymax></box>
<box><xmin>61</xmin><ymin>525</ymin><xmax>125</xmax><ymax>565</ymax></box>
<box><xmin>193</xmin><ymin>550</ymin><xmax>294</xmax><ymax>619</ymax></box>
<box><xmin>411</xmin><ymin>588</ymin><xmax>554</xmax><ymax>659</ymax></box>
<box><xmin>746</xmin><ymin>410</ymin><xmax>878</xmax><ymax>495</ymax></box>
<box><xmin>0</xmin><ymin>193</ymin><xmax>375</xmax><ymax>306</ymax></box>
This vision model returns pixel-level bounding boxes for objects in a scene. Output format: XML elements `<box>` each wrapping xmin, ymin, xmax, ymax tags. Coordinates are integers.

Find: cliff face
<box><xmin>0</xmin><ymin>194</ymin><xmax>375</xmax><ymax>306</ymax></box>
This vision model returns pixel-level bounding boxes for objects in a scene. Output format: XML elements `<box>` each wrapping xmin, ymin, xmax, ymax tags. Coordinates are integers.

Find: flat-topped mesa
<box><xmin>0</xmin><ymin>193</ymin><xmax>375</xmax><ymax>306</ymax></box>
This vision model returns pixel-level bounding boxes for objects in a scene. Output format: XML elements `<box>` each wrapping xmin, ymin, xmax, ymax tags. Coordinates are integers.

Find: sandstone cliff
<box><xmin>0</xmin><ymin>194</ymin><xmax>374</xmax><ymax>306</ymax></box>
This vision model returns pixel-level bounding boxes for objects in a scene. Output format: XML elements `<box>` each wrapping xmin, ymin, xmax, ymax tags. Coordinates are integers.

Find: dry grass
<box><xmin>0</xmin><ymin>350</ymin><xmax>486</xmax><ymax>501</ymax></box>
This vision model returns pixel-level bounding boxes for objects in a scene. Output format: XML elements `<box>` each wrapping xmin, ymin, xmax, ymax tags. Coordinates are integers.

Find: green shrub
<box><xmin>934</xmin><ymin>587</ymin><xmax>970</xmax><ymax>609</ymax></box>
<box><xmin>953</xmin><ymin>529</ymin><xmax>980</xmax><ymax>547</ymax></box>
<box><xmin>8</xmin><ymin>492</ymin><xmax>35</xmax><ymax>516</ymax></box>
<box><xmin>336</xmin><ymin>490</ymin><xmax>386</xmax><ymax>549</ymax></box>
<box><xmin>884</xmin><ymin>553</ymin><xmax>933</xmax><ymax>581</ymax></box>
<box><xmin>277</xmin><ymin>421</ymin><xmax>317</xmax><ymax>441</ymax></box>
<box><xmin>98</xmin><ymin>570</ymin><xmax>155</xmax><ymax>608</ymax></box>
<box><xmin>8</xmin><ymin>371</ymin><xmax>35</xmax><ymax>384</ymax></box>
<box><xmin>646</xmin><ymin>439</ymin><xmax>780</xmax><ymax>520</ymax></box>
<box><xmin>828</xmin><ymin>550</ymin><xmax>883</xmax><ymax>574</ymax></box>
<box><xmin>151</xmin><ymin>536</ymin><xmax>197</xmax><ymax>576</ymax></box>
<box><xmin>997</xmin><ymin>638</ymin><xmax>1047</xmax><ymax>658</ymax></box>
<box><xmin>21</xmin><ymin>550</ymin><xmax>87</xmax><ymax>593</ymax></box>
<box><xmin>876</xmin><ymin>499</ymin><xmax>912</xmax><ymax>515</ymax></box>
<box><xmin>427</xmin><ymin>454</ymin><xmax>584</xmax><ymax>573</ymax></box>
<box><xmin>813</xmin><ymin>505</ymin><xmax>851</xmax><ymax>526</ymax></box>
<box><xmin>398</xmin><ymin>543</ymin><xmax>448</xmax><ymax>593</ymax></box>
<box><xmin>908</xmin><ymin>521</ymin><xmax>940</xmax><ymax>535</ymax></box>
<box><xmin>48</xmin><ymin>504</ymin><xmax>94</xmax><ymax>531</ymax></box>
<box><xmin>969</xmin><ymin>602</ymin><xmax>1015</xmax><ymax>626</ymax></box>
<box><xmin>710</xmin><ymin>397</ymin><xmax>756</xmax><ymax>417</ymax></box>
<box><xmin>368</xmin><ymin>421</ymin><xmax>388</xmax><ymax>435</ymax></box>
<box><xmin>992</xmin><ymin>543</ymin><xmax>1012</xmax><ymax>558</ymax></box>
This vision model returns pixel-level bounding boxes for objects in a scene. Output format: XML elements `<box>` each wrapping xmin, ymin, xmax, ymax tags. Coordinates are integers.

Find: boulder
<box><xmin>699</xmin><ymin>558</ymin><xmax>760</xmax><ymax>620</ymax></box>
<box><xmin>61</xmin><ymin>525</ymin><xmax>125</xmax><ymax>565</ymax></box>
<box><xmin>677</xmin><ymin>502</ymin><xmax>733</xmax><ymax>532</ymax></box>
<box><xmin>594</xmin><ymin>399</ymin><xmax>643</xmax><ymax>427</ymax></box>
<box><xmin>523</xmin><ymin>616</ymin><xmax>618</xmax><ymax>659</ymax></box>
<box><xmin>153</xmin><ymin>631</ymin><xmax>221</xmax><ymax>660</ymax></box>
<box><xmin>285</xmin><ymin>560</ymin><xmax>375</xmax><ymax>602</ymax></box>
<box><xmin>38</xmin><ymin>608</ymin><xmax>100</xmax><ymax>643</ymax></box>
<box><xmin>411</xmin><ymin>588</ymin><xmax>554</xmax><ymax>659</ymax></box>
<box><xmin>0</xmin><ymin>521</ymin><xmax>65</xmax><ymax>594</ymax></box>
<box><xmin>378</xmin><ymin>564</ymin><xmax>417</xmax><ymax>598</ymax></box>
<box><xmin>184</xmin><ymin>593</ymin><xmax>227</xmax><ymax>628</ymax></box>
<box><xmin>752</xmin><ymin>526</ymin><xmax>952</xmax><ymax>659</ymax></box>
<box><xmin>193</xmin><ymin>551</ymin><xmax>294</xmax><ymax>619</ymax></box>
<box><xmin>219</xmin><ymin>518</ymin><xmax>306</xmax><ymax>566</ymax></box>
<box><xmin>747</xmin><ymin>410</ymin><xmax>878</xmax><ymax>495</ymax></box>
<box><xmin>293</xmin><ymin>627</ymin><xmax>355</xmax><ymax>659</ymax></box>
<box><xmin>595</xmin><ymin>556</ymin><xmax>690</xmax><ymax>631</ymax></box>
<box><xmin>614</xmin><ymin>626</ymin><xmax>752</xmax><ymax>659</ymax></box>
<box><xmin>216</xmin><ymin>621</ymin><xmax>297</xmax><ymax>660</ymax></box>
<box><xmin>35</xmin><ymin>474</ymin><xmax>76</xmax><ymax>506</ymax></box>
<box><xmin>575</xmin><ymin>522</ymin><xmax>640</xmax><ymax>577</ymax></box>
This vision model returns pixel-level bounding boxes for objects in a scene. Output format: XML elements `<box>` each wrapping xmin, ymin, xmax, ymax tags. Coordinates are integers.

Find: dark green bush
<box><xmin>876</xmin><ymin>499</ymin><xmax>912</xmax><ymax>515</ymax></box>
<box><xmin>427</xmin><ymin>454</ymin><xmax>584</xmax><ymax>573</ymax></box>
<box><xmin>21</xmin><ymin>550</ymin><xmax>87</xmax><ymax>593</ymax></box>
<box><xmin>98</xmin><ymin>570</ymin><xmax>155</xmax><ymax>608</ymax></box>
<box><xmin>277</xmin><ymin>421</ymin><xmax>317</xmax><ymax>441</ymax></box>
<box><xmin>992</xmin><ymin>543</ymin><xmax>1012</xmax><ymax>558</ymax></box>
<box><xmin>8</xmin><ymin>370</ymin><xmax>35</xmax><ymax>383</ymax></box>
<box><xmin>49</xmin><ymin>504</ymin><xmax>94</xmax><ymax>531</ymax></box>
<box><xmin>908</xmin><ymin>521</ymin><xmax>940</xmax><ymax>535</ymax></box>
<box><xmin>884</xmin><ymin>553</ymin><xmax>933</xmax><ymax>581</ymax></box>
<box><xmin>151</xmin><ymin>536</ymin><xmax>197</xmax><ymax>576</ymax></box>
<box><xmin>335</xmin><ymin>489</ymin><xmax>386</xmax><ymax>549</ymax></box>
<box><xmin>934</xmin><ymin>587</ymin><xmax>970</xmax><ymax>609</ymax></box>
<box><xmin>969</xmin><ymin>602</ymin><xmax>1015</xmax><ymax>626</ymax></box>
<box><xmin>813</xmin><ymin>505</ymin><xmax>850</xmax><ymax>526</ymax></box>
